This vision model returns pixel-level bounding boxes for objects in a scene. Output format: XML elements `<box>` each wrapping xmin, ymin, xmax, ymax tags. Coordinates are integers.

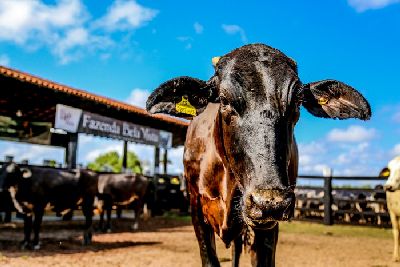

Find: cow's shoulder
<box><xmin>387</xmin><ymin>191</ymin><xmax>400</xmax><ymax>216</ymax></box>
<box><xmin>184</xmin><ymin>103</ymin><xmax>220</xmax><ymax>160</ymax></box>
<box><xmin>184</xmin><ymin>103</ymin><xmax>222</xmax><ymax>183</ymax></box>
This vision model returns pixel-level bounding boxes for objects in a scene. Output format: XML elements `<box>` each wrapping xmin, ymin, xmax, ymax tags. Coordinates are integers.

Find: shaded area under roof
<box><xmin>0</xmin><ymin>65</ymin><xmax>188</xmax><ymax>147</ymax></box>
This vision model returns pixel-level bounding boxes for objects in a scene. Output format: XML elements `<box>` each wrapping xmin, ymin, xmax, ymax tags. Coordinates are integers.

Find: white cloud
<box><xmin>298</xmin><ymin>141</ymin><xmax>327</xmax><ymax>155</ymax></box>
<box><xmin>300</xmin><ymin>163</ymin><xmax>330</xmax><ymax>175</ymax></box>
<box><xmin>194</xmin><ymin>22</ymin><xmax>203</xmax><ymax>34</ymax></box>
<box><xmin>0</xmin><ymin>0</ymin><xmax>157</xmax><ymax>64</ymax></box>
<box><xmin>348</xmin><ymin>0</ymin><xmax>400</xmax><ymax>12</ymax></box>
<box><xmin>78</xmin><ymin>134</ymin><xmax>94</xmax><ymax>145</ymax></box>
<box><xmin>0</xmin><ymin>0</ymin><xmax>87</xmax><ymax>44</ymax></box>
<box><xmin>222</xmin><ymin>24</ymin><xmax>248</xmax><ymax>44</ymax></box>
<box><xmin>168</xmin><ymin>146</ymin><xmax>184</xmax><ymax>174</ymax></box>
<box><xmin>53</xmin><ymin>27</ymin><xmax>113</xmax><ymax>64</ymax></box>
<box><xmin>0</xmin><ymin>141</ymin><xmax>64</xmax><ymax>165</ymax></box>
<box><xmin>327</xmin><ymin>125</ymin><xmax>377</xmax><ymax>143</ymax></box>
<box><xmin>84</xmin><ymin>144</ymin><xmax>123</xmax><ymax>162</ymax></box>
<box><xmin>126</xmin><ymin>88</ymin><xmax>150</xmax><ymax>108</ymax></box>
<box><xmin>0</xmin><ymin>54</ymin><xmax>9</xmax><ymax>66</ymax></box>
<box><xmin>392</xmin><ymin>144</ymin><xmax>400</xmax><ymax>156</ymax></box>
<box><xmin>333</xmin><ymin>142</ymin><xmax>370</xmax><ymax>164</ymax></box>
<box><xmin>297</xmin><ymin>138</ymin><xmax>388</xmax><ymax>176</ymax></box>
<box><xmin>94</xmin><ymin>0</ymin><xmax>158</xmax><ymax>32</ymax></box>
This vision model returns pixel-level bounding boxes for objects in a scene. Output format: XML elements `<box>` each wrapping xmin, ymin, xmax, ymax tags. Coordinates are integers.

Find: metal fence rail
<box><xmin>295</xmin><ymin>175</ymin><xmax>389</xmax><ymax>227</ymax></box>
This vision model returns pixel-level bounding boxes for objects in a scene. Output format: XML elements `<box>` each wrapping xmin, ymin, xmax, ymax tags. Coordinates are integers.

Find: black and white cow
<box><xmin>0</xmin><ymin>163</ymin><xmax>98</xmax><ymax>249</ymax></box>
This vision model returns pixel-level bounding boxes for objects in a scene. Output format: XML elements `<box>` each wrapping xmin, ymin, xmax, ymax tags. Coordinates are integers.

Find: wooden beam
<box><xmin>122</xmin><ymin>140</ymin><xmax>128</xmax><ymax>171</ymax></box>
<box><xmin>154</xmin><ymin>147</ymin><xmax>160</xmax><ymax>175</ymax></box>
<box><xmin>66</xmin><ymin>133</ymin><xmax>78</xmax><ymax>169</ymax></box>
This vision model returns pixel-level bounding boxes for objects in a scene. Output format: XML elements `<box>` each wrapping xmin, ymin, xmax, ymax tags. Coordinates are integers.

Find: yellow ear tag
<box><xmin>212</xmin><ymin>56</ymin><xmax>221</xmax><ymax>67</ymax></box>
<box><xmin>318</xmin><ymin>97</ymin><xmax>329</xmax><ymax>105</ymax></box>
<box><xmin>380</xmin><ymin>169</ymin><xmax>390</xmax><ymax>178</ymax></box>
<box><xmin>176</xmin><ymin>96</ymin><xmax>197</xmax><ymax>116</ymax></box>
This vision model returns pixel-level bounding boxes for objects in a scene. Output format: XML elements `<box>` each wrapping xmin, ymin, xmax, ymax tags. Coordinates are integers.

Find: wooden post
<box><xmin>122</xmin><ymin>140</ymin><xmax>128</xmax><ymax>172</ymax></box>
<box><xmin>154</xmin><ymin>147</ymin><xmax>160</xmax><ymax>175</ymax></box>
<box><xmin>323</xmin><ymin>168</ymin><xmax>333</xmax><ymax>225</ymax></box>
<box><xmin>163</xmin><ymin>148</ymin><xmax>168</xmax><ymax>174</ymax></box>
<box><xmin>66</xmin><ymin>133</ymin><xmax>78</xmax><ymax>170</ymax></box>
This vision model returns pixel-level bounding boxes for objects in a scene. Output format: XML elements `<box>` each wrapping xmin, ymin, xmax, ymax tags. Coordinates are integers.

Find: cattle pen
<box><xmin>294</xmin><ymin>174</ymin><xmax>390</xmax><ymax>227</ymax></box>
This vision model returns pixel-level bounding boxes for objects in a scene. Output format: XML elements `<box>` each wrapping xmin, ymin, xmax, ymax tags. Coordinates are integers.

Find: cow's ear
<box><xmin>302</xmin><ymin>80</ymin><xmax>371</xmax><ymax>120</ymax></box>
<box><xmin>146</xmin><ymin>76</ymin><xmax>218</xmax><ymax>118</ymax></box>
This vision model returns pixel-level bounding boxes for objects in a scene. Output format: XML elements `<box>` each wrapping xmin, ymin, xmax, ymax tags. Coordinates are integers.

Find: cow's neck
<box><xmin>191</xmin><ymin>103</ymin><xmax>243</xmax><ymax>244</ymax></box>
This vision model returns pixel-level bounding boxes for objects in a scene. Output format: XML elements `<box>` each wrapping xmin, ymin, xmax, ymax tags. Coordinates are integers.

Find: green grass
<box><xmin>162</xmin><ymin>211</ymin><xmax>393</xmax><ymax>239</ymax></box>
<box><xmin>280</xmin><ymin>221</ymin><xmax>393</xmax><ymax>239</ymax></box>
<box><xmin>162</xmin><ymin>211</ymin><xmax>192</xmax><ymax>223</ymax></box>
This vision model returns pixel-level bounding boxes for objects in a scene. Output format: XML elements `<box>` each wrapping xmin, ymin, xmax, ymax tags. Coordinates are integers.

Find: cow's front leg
<box><xmin>390</xmin><ymin>212</ymin><xmax>400</xmax><ymax>261</ymax></box>
<box><xmin>82</xmin><ymin>197</ymin><xmax>94</xmax><ymax>245</ymax></box>
<box><xmin>21</xmin><ymin>213</ymin><xmax>33</xmax><ymax>250</ymax></box>
<box><xmin>191</xmin><ymin>195</ymin><xmax>220</xmax><ymax>267</ymax></box>
<box><xmin>32</xmin><ymin>205</ymin><xmax>44</xmax><ymax>250</ymax></box>
<box><xmin>132</xmin><ymin>200</ymin><xmax>143</xmax><ymax>231</ymax></box>
<box><xmin>250</xmin><ymin>223</ymin><xmax>279</xmax><ymax>267</ymax></box>
<box><xmin>98</xmin><ymin>208</ymin><xmax>105</xmax><ymax>232</ymax></box>
<box><xmin>105</xmin><ymin>198</ymin><xmax>112</xmax><ymax>232</ymax></box>
<box><xmin>231</xmin><ymin>234</ymin><xmax>243</xmax><ymax>267</ymax></box>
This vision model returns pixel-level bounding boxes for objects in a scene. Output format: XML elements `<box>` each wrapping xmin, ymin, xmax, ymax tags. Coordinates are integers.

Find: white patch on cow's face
<box><xmin>6</xmin><ymin>164</ymin><xmax>15</xmax><ymax>173</ymax></box>
<box><xmin>22</xmin><ymin>169</ymin><xmax>32</xmax><ymax>179</ymax></box>
<box><xmin>385</xmin><ymin>156</ymin><xmax>400</xmax><ymax>190</ymax></box>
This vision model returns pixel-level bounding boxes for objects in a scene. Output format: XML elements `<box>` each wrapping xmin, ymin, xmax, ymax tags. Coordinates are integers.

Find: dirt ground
<box><xmin>0</xmin><ymin>215</ymin><xmax>397</xmax><ymax>267</ymax></box>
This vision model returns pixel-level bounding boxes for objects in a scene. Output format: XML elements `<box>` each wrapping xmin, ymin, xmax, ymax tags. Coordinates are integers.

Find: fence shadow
<box><xmin>0</xmin><ymin>214</ymin><xmax>190</xmax><ymax>257</ymax></box>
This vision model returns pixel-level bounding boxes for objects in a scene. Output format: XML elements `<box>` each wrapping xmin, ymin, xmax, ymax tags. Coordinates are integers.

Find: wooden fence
<box><xmin>295</xmin><ymin>175</ymin><xmax>390</xmax><ymax>227</ymax></box>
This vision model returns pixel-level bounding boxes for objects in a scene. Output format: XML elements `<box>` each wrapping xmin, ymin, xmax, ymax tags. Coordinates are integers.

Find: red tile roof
<box><xmin>0</xmin><ymin>65</ymin><xmax>189</xmax><ymax>127</ymax></box>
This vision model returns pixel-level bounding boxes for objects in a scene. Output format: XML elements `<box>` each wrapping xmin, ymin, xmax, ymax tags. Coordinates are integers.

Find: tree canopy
<box><xmin>87</xmin><ymin>151</ymin><xmax>142</xmax><ymax>173</ymax></box>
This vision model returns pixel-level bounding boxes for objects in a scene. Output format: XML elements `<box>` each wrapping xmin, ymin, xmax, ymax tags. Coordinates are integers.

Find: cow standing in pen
<box><xmin>382</xmin><ymin>156</ymin><xmax>400</xmax><ymax>261</ymax></box>
<box><xmin>146</xmin><ymin>44</ymin><xmax>371</xmax><ymax>267</ymax></box>
<box><xmin>96</xmin><ymin>173</ymin><xmax>148</xmax><ymax>232</ymax></box>
<box><xmin>0</xmin><ymin>163</ymin><xmax>98</xmax><ymax>249</ymax></box>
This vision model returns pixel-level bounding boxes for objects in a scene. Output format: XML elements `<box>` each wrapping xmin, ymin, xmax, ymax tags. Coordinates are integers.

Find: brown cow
<box><xmin>146</xmin><ymin>44</ymin><xmax>371</xmax><ymax>267</ymax></box>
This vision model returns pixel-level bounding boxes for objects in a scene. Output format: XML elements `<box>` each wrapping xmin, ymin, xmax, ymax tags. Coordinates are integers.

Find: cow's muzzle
<box><xmin>243</xmin><ymin>188</ymin><xmax>295</xmax><ymax>227</ymax></box>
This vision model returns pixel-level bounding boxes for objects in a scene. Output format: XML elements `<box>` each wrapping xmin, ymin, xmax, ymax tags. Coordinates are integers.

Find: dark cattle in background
<box><xmin>96</xmin><ymin>173</ymin><xmax>148</xmax><ymax>232</ymax></box>
<box><xmin>0</xmin><ymin>191</ymin><xmax>13</xmax><ymax>223</ymax></box>
<box><xmin>148</xmin><ymin>174</ymin><xmax>190</xmax><ymax>216</ymax></box>
<box><xmin>0</xmin><ymin>163</ymin><xmax>13</xmax><ymax>223</ymax></box>
<box><xmin>0</xmin><ymin>163</ymin><xmax>98</xmax><ymax>249</ymax></box>
<box><xmin>146</xmin><ymin>43</ymin><xmax>371</xmax><ymax>267</ymax></box>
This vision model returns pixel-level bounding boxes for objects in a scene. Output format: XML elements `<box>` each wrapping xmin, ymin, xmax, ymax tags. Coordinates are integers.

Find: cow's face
<box><xmin>383</xmin><ymin>157</ymin><xmax>400</xmax><ymax>192</ymax></box>
<box><xmin>146</xmin><ymin>44</ymin><xmax>371</xmax><ymax>227</ymax></box>
<box><xmin>212</xmin><ymin>46</ymin><xmax>301</xmax><ymax>225</ymax></box>
<box><xmin>0</xmin><ymin>163</ymin><xmax>22</xmax><ymax>191</ymax></box>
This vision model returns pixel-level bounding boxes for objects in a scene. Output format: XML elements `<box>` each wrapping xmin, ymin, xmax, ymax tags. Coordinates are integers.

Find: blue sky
<box><xmin>0</xmin><ymin>0</ymin><xmax>399</xmax><ymax>176</ymax></box>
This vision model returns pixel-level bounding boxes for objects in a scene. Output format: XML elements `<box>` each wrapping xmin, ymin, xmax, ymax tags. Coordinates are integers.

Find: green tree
<box><xmin>87</xmin><ymin>151</ymin><xmax>142</xmax><ymax>173</ymax></box>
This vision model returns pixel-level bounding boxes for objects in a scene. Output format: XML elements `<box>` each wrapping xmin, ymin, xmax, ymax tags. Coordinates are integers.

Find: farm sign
<box><xmin>55</xmin><ymin>104</ymin><xmax>172</xmax><ymax>148</ymax></box>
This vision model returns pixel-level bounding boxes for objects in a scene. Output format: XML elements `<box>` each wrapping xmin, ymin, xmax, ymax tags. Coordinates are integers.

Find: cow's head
<box><xmin>0</xmin><ymin>162</ymin><xmax>30</xmax><ymax>192</ymax></box>
<box><xmin>382</xmin><ymin>156</ymin><xmax>400</xmax><ymax>192</ymax></box>
<box><xmin>146</xmin><ymin>44</ymin><xmax>371</xmax><ymax>227</ymax></box>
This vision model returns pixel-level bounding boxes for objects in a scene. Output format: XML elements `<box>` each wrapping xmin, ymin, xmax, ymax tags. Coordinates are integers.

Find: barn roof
<box><xmin>0</xmin><ymin>65</ymin><xmax>188</xmax><ymax>147</ymax></box>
